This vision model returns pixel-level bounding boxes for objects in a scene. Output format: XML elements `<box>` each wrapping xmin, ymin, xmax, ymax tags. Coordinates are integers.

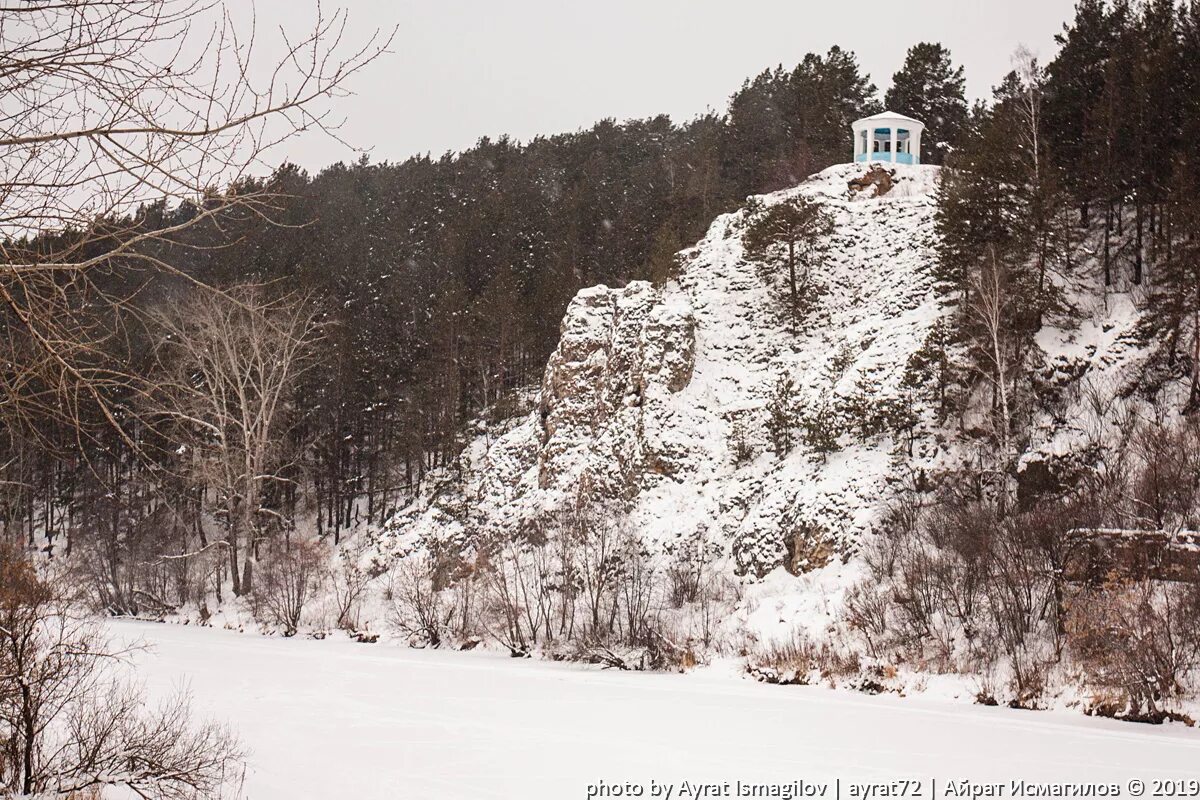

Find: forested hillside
<box><xmin>1</xmin><ymin>45</ymin><xmax>886</xmax><ymax>572</ymax></box>
<box><xmin>5</xmin><ymin>0</ymin><xmax>1200</xmax><ymax>721</ymax></box>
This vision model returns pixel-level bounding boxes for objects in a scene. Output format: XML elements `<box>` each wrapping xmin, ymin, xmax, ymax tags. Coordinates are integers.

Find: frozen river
<box><xmin>117</xmin><ymin>621</ymin><xmax>1200</xmax><ymax>800</ymax></box>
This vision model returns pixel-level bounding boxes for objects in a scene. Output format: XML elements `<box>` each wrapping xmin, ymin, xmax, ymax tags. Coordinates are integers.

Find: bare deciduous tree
<box><xmin>969</xmin><ymin>248</ymin><xmax>1017</xmax><ymax>464</ymax></box>
<box><xmin>0</xmin><ymin>0</ymin><xmax>391</xmax><ymax>438</ymax></box>
<box><xmin>149</xmin><ymin>286</ymin><xmax>323</xmax><ymax>595</ymax></box>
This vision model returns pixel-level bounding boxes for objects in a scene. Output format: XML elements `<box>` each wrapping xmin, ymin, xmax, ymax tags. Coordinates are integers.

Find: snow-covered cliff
<box><xmin>375</xmin><ymin>163</ymin><xmax>949</xmax><ymax>578</ymax></box>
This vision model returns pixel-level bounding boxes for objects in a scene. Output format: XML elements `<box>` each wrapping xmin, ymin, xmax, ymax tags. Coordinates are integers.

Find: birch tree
<box><xmin>969</xmin><ymin>249</ymin><xmax>1016</xmax><ymax>465</ymax></box>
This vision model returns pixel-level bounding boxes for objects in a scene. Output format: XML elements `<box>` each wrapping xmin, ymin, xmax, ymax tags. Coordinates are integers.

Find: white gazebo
<box><xmin>852</xmin><ymin>111</ymin><xmax>925</xmax><ymax>165</ymax></box>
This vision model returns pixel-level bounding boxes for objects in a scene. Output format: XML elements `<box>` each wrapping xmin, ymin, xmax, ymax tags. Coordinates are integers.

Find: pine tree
<box><xmin>644</xmin><ymin>220</ymin><xmax>683</xmax><ymax>284</ymax></box>
<box><xmin>726</xmin><ymin>48</ymin><xmax>878</xmax><ymax>194</ymax></box>
<box><xmin>742</xmin><ymin>197</ymin><xmax>833</xmax><ymax>329</ymax></box>
<box><xmin>765</xmin><ymin>374</ymin><xmax>796</xmax><ymax>459</ymax></box>
<box><xmin>994</xmin><ymin>54</ymin><xmax>1075</xmax><ymax>316</ymax></box>
<box><xmin>884</xmin><ymin>42</ymin><xmax>968</xmax><ymax>165</ymax></box>
<box><xmin>1144</xmin><ymin>160</ymin><xmax>1200</xmax><ymax>410</ymax></box>
<box><xmin>797</xmin><ymin>397</ymin><xmax>842</xmax><ymax>462</ymax></box>
<box><xmin>1130</xmin><ymin>0</ymin><xmax>1184</xmax><ymax>283</ymax></box>
<box><xmin>1044</xmin><ymin>0</ymin><xmax>1114</xmax><ymax>223</ymax></box>
<box><xmin>790</xmin><ymin>47</ymin><xmax>880</xmax><ymax>168</ymax></box>
<box><xmin>726</xmin><ymin>67</ymin><xmax>794</xmax><ymax>195</ymax></box>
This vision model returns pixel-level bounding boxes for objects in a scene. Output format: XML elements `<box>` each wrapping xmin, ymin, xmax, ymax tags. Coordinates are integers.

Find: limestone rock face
<box><xmin>376</xmin><ymin>164</ymin><xmax>947</xmax><ymax>577</ymax></box>
<box><xmin>536</xmin><ymin>281</ymin><xmax>695</xmax><ymax>493</ymax></box>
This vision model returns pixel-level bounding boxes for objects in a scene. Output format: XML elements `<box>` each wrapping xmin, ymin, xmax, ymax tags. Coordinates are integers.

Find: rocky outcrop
<box><xmin>377</xmin><ymin>164</ymin><xmax>947</xmax><ymax>577</ymax></box>
<box><xmin>848</xmin><ymin>164</ymin><xmax>896</xmax><ymax>197</ymax></box>
<box><xmin>536</xmin><ymin>282</ymin><xmax>696</xmax><ymax>493</ymax></box>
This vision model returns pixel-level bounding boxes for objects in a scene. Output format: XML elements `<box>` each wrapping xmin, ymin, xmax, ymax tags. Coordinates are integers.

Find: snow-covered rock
<box><xmin>374</xmin><ymin>163</ymin><xmax>948</xmax><ymax>579</ymax></box>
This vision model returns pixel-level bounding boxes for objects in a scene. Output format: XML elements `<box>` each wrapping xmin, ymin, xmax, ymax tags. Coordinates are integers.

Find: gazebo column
<box><xmin>890</xmin><ymin>128</ymin><xmax>898</xmax><ymax>163</ymax></box>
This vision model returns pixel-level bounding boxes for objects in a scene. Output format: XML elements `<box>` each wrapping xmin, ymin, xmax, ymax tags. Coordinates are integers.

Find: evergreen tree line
<box><xmin>934</xmin><ymin>0</ymin><xmax>1200</xmax><ymax>466</ymax></box>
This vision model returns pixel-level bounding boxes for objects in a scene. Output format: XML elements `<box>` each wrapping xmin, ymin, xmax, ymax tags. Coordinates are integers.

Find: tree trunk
<box><xmin>1189</xmin><ymin>310</ymin><xmax>1200</xmax><ymax>413</ymax></box>
<box><xmin>1134</xmin><ymin>200</ymin><xmax>1144</xmax><ymax>285</ymax></box>
<box><xmin>21</xmin><ymin>682</ymin><xmax>35</xmax><ymax>795</ymax></box>
<box><xmin>1103</xmin><ymin>205</ymin><xmax>1113</xmax><ymax>287</ymax></box>
<box><xmin>787</xmin><ymin>238</ymin><xmax>798</xmax><ymax>329</ymax></box>
<box><xmin>229</xmin><ymin>530</ymin><xmax>242</xmax><ymax>596</ymax></box>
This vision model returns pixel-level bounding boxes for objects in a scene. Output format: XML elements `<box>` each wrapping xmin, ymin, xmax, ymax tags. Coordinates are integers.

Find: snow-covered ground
<box><xmin>120</xmin><ymin>621</ymin><xmax>1200</xmax><ymax>800</ymax></box>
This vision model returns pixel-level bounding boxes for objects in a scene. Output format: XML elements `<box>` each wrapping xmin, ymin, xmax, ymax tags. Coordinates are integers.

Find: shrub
<box><xmin>844</xmin><ymin>582</ymin><xmax>890</xmax><ymax>658</ymax></box>
<box><xmin>746</xmin><ymin>632</ymin><xmax>860</xmax><ymax>686</ymax></box>
<box><xmin>0</xmin><ymin>546</ymin><xmax>243</xmax><ymax>796</ymax></box>
<box><xmin>1067</xmin><ymin>581</ymin><xmax>1200</xmax><ymax>719</ymax></box>
<box><xmin>329</xmin><ymin>544</ymin><xmax>373</xmax><ymax>631</ymax></box>
<box><xmin>386</xmin><ymin>554</ymin><xmax>451</xmax><ymax>647</ymax></box>
<box><xmin>252</xmin><ymin>540</ymin><xmax>325</xmax><ymax>635</ymax></box>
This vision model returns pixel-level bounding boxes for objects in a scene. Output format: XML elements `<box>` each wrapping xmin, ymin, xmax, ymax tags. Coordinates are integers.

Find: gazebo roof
<box><xmin>852</xmin><ymin>110</ymin><xmax>925</xmax><ymax>129</ymax></box>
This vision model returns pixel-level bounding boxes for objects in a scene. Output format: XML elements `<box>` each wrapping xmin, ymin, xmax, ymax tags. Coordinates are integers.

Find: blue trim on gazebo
<box><xmin>856</xmin><ymin>152</ymin><xmax>914</xmax><ymax>165</ymax></box>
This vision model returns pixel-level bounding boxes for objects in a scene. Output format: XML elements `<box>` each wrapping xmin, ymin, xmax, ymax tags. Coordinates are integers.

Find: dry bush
<box><xmin>923</xmin><ymin>502</ymin><xmax>994</xmax><ymax>638</ymax></box>
<box><xmin>51</xmin><ymin>685</ymin><xmax>243</xmax><ymax>800</ymax></box>
<box><xmin>252</xmin><ymin>539</ymin><xmax>326</xmax><ymax>635</ymax></box>
<box><xmin>465</xmin><ymin>504</ymin><xmax>714</xmax><ymax>663</ymax></box>
<box><xmin>639</xmin><ymin>533</ymin><xmax>738</xmax><ymax>654</ymax></box>
<box><xmin>848</xmin><ymin>488</ymin><xmax>1063</xmax><ymax>703</ymax></box>
<box><xmin>863</xmin><ymin>496</ymin><xmax>922</xmax><ymax>580</ymax></box>
<box><xmin>844</xmin><ymin>582</ymin><xmax>890</xmax><ymax>659</ymax></box>
<box><xmin>386</xmin><ymin>554</ymin><xmax>452</xmax><ymax>647</ymax></box>
<box><xmin>848</xmin><ymin>494</ymin><xmax>960</xmax><ymax>663</ymax></box>
<box><xmin>582</xmin><ymin>629</ymin><xmax>694</xmax><ymax>672</ymax></box>
<box><xmin>376</xmin><ymin>498</ymin><xmax>738</xmax><ymax>667</ymax></box>
<box><xmin>881</xmin><ymin>529</ymin><xmax>964</xmax><ymax>668</ymax></box>
<box><xmin>982</xmin><ymin>518</ymin><xmax>1058</xmax><ymax>703</ymax></box>
<box><xmin>439</xmin><ymin>556</ymin><xmax>482</xmax><ymax>643</ymax></box>
<box><xmin>746</xmin><ymin>632</ymin><xmax>860</xmax><ymax>686</ymax></box>
<box><xmin>329</xmin><ymin>545</ymin><xmax>374</xmax><ymax>631</ymax></box>
<box><xmin>692</xmin><ymin>571</ymin><xmax>741</xmax><ymax>652</ymax></box>
<box><xmin>0</xmin><ymin>546</ymin><xmax>243</xmax><ymax>797</ymax></box>
<box><xmin>616</xmin><ymin>534</ymin><xmax>658</xmax><ymax>647</ymax></box>
<box><xmin>1129</xmin><ymin>418</ymin><xmax>1200</xmax><ymax>531</ymax></box>
<box><xmin>1067</xmin><ymin>581</ymin><xmax>1200</xmax><ymax>719</ymax></box>
<box><xmin>569</xmin><ymin>507</ymin><xmax>623</xmax><ymax>641</ymax></box>
<box><xmin>475</xmin><ymin>538</ymin><xmax>546</xmax><ymax>655</ymax></box>
<box><xmin>665</xmin><ymin>535</ymin><xmax>709</xmax><ymax>608</ymax></box>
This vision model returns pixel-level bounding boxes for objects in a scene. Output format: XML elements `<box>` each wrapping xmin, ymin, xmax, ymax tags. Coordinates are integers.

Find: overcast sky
<box><xmin>259</xmin><ymin>0</ymin><xmax>1080</xmax><ymax>171</ymax></box>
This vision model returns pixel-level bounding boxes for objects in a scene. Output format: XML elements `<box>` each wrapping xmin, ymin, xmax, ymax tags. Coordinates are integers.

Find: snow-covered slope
<box><xmin>375</xmin><ymin>164</ymin><xmax>946</xmax><ymax>578</ymax></box>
